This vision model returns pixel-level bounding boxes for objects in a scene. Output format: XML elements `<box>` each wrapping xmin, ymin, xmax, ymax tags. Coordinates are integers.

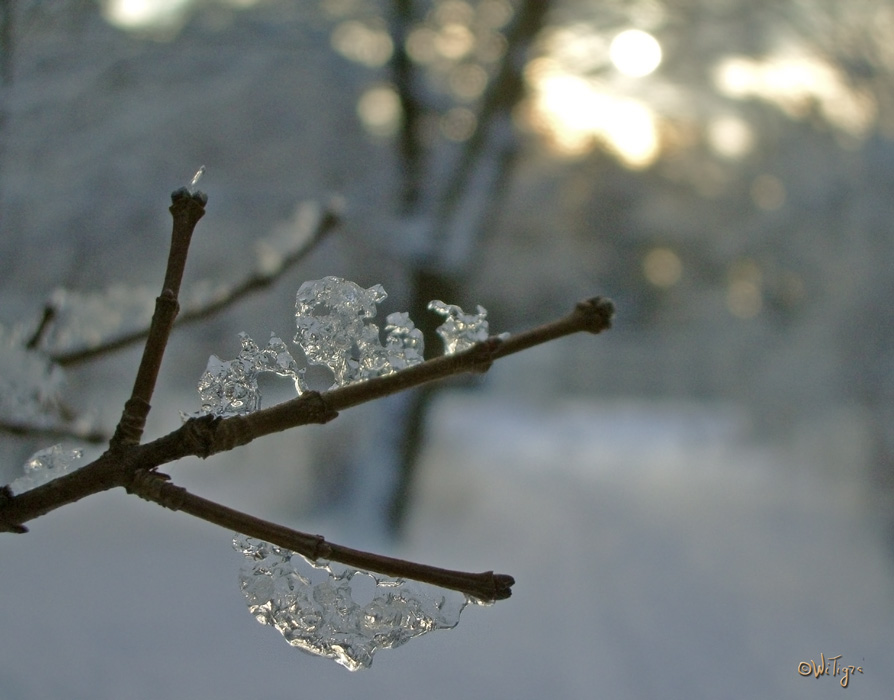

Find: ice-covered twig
<box><xmin>0</xmin><ymin>296</ymin><xmax>613</xmax><ymax>534</ymax></box>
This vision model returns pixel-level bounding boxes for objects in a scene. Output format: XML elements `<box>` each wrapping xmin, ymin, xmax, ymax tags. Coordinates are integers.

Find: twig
<box><xmin>126</xmin><ymin>469</ymin><xmax>513</xmax><ymax>602</ymax></box>
<box><xmin>109</xmin><ymin>188</ymin><xmax>206</xmax><ymax>449</ymax></box>
<box><xmin>0</xmin><ymin>417</ymin><xmax>106</xmax><ymax>444</ymax></box>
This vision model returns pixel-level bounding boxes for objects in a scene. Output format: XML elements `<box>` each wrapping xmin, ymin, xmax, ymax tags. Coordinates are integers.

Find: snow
<box><xmin>1</xmin><ymin>395</ymin><xmax>891</xmax><ymax>698</ymax></box>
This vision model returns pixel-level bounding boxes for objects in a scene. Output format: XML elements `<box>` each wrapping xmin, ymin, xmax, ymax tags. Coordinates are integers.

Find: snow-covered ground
<box><xmin>1</xmin><ymin>393</ymin><xmax>891</xmax><ymax>699</ymax></box>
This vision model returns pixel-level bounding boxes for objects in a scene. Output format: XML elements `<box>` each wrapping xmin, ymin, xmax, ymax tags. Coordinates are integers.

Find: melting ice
<box><xmin>293</xmin><ymin>277</ymin><xmax>424</xmax><ymax>388</ymax></box>
<box><xmin>196</xmin><ymin>333</ymin><xmax>306</xmax><ymax>417</ymax></box>
<box><xmin>193</xmin><ymin>277</ymin><xmax>489</xmax><ymax>415</ymax></box>
<box><xmin>428</xmin><ymin>300</ymin><xmax>490</xmax><ymax>354</ymax></box>
<box><xmin>9</xmin><ymin>444</ymin><xmax>84</xmax><ymax>495</ymax></box>
<box><xmin>233</xmin><ymin>535</ymin><xmax>467</xmax><ymax>670</ymax></box>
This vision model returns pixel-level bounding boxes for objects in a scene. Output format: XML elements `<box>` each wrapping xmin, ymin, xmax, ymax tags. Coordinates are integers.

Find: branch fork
<box><xmin>0</xmin><ymin>188</ymin><xmax>614</xmax><ymax>603</ymax></box>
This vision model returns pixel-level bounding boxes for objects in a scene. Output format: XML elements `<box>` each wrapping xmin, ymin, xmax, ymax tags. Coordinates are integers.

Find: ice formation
<box><xmin>9</xmin><ymin>444</ymin><xmax>84</xmax><ymax>495</ymax></box>
<box><xmin>294</xmin><ymin>277</ymin><xmax>424</xmax><ymax>388</ymax></box>
<box><xmin>428</xmin><ymin>300</ymin><xmax>490</xmax><ymax>353</ymax></box>
<box><xmin>197</xmin><ymin>333</ymin><xmax>306</xmax><ymax>417</ymax></box>
<box><xmin>192</xmin><ymin>278</ymin><xmax>490</xmax><ymax>415</ymax></box>
<box><xmin>233</xmin><ymin>535</ymin><xmax>467</xmax><ymax>670</ymax></box>
<box><xmin>188</xmin><ymin>165</ymin><xmax>206</xmax><ymax>193</ymax></box>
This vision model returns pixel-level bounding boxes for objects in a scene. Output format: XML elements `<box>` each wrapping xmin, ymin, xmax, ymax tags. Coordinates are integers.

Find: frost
<box><xmin>294</xmin><ymin>277</ymin><xmax>424</xmax><ymax>388</ymax></box>
<box><xmin>196</xmin><ymin>333</ymin><xmax>306</xmax><ymax>417</ymax></box>
<box><xmin>9</xmin><ymin>444</ymin><xmax>84</xmax><ymax>495</ymax></box>
<box><xmin>428</xmin><ymin>300</ymin><xmax>490</xmax><ymax>353</ymax></box>
<box><xmin>0</xmin><ymin>323</ymin><xmax>67</xmax><ymax>427</ymax></box>
<box><xmin>233</xmin><ymin>535</ymin><xmax>467</xmax><ymax>671</ymax></box>
<box><xmin>42</xmin><ymin>285</ymin><xmax>157</xmax><ymax>353</ymax></box>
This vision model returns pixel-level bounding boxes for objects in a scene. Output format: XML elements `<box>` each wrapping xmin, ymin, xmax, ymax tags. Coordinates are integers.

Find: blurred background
<box><xmin>1</xmin><ymin>0</ymin><xmax>893</xmax><ymax>697</ymax></box>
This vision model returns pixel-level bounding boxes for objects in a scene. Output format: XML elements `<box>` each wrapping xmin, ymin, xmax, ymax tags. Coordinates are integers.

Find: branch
<box><xmin>0</xmin><ymin>186</ymin><xmax>614</xmax><ymax>606</ymax></box>
<box><xmin>0</xmin><ymin>297</ymin><xmax>613</xmax><ymax>541</ymax></box>
<box><xmin>125</xmin><ymin>469</ymin><xmax>513</xmax><ymax>602</ymax></box>
<box><xmin>109</xmin><ymin>188</ymin><xmax>206</xmax><ymax>449</ymax></box>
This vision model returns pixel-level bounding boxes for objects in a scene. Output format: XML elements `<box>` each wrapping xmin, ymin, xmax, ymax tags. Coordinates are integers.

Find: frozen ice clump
<box><xmin>428</xmin><ymin>300</ymin><xmax>490</xmax><ymax>353</ymax></box>
<box><xmin>294</xmin><ymin>277</ymin><xmax>424</xmax><ymax>388</ymax></box>
<box><xmin>196</xmin><ymin>333</ymin><xmax>306</xmax><ymax>417</ymax></box>
<box><xmin>383</xmin><ymin>312</ymin><xmax>424</xmax><ymax>370</ymax></box>
<box><xmin>9</xmin><ymin>444</ymin><xmax>84</xmax><ymax>495</ymax></box>
<box><xmin>234</xmin><ymin>535</ymin><xmax>467</xmax><ymax>671</ymax></box>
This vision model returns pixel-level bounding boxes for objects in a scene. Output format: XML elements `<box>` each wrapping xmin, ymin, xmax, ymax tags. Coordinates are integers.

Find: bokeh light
<box><xmin>643</xmin><ymin>247</ymin><xmax>683</xmax><ymax>288</ymax></box>
<box><xmin>609</xmin><ymin>29</ymin><xmax>662</xmax><ymax>78</ymax></box>
<box><xmin>357</xmin><ymin>85</ymin><xmax>401</xmax><ymax>138</ymax></box>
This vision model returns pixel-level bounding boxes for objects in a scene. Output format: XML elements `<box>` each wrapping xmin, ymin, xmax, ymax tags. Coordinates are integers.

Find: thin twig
<box><xmin>0</xmin><ymin>418</ymin><xmax>106</xmax><ymax>444</ymax></box>
<box><xmin>126</xmin><ymin>469</ymin><xmax>513</xmax><ymax>602</ymax></box>
<box><xmin>109</xmin><ymin>188</ymin><xmax>206</xmax><ymax>448</ymax></box>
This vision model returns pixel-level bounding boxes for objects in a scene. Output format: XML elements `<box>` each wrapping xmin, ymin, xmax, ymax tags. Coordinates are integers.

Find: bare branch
<box><xmin>126</xmin><ymin>469</ymin><xmax>513</xmax><ymax>602</ymax></box>
<box><xmin>109</xmin><ymin>188</ymin><xmax>207</xmax><ymax>449</ymax></box>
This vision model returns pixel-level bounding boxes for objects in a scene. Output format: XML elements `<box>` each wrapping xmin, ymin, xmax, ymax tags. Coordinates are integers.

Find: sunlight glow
<box><xmin>713</xmin><ymin>53</ymin><xmax>876</xmax><ymax>138</ymax></box>
<box><xmin>726</xmin><ymin>259</ymin><xmax>763</xmax><ymax>319</ymax></box>
<box><xmin>102</xmin><ymin>0</ymin><xmax>191</xmax><ymax>31</ymax></box>
<box><xmin>643</xmin><ymin>247</ymin><xmax>682</xmax><ymax>288</ymax></box>
<box><xmin>707</xmin><ymin>115</ymin><xmax>754</xmax><ymax>159</ymax></box>
<box><xmin>527</xmin><ymin>63</ymin><xmax>660</xmax><ymax>167</ymax></box>
<box><xmin>610</xmin><ymin>29</ymin><xmax>662</xmax><ymax>78</ymax></box>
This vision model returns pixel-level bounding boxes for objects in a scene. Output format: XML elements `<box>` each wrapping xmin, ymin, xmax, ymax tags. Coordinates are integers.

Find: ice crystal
<box><xmin>233</xmin><ymin>535</ymin><xmax>467</xmax><ymax>670</ymax></box>
<box><xmin>196</xmin><ymin>333</ymin><xmax>306</xmax><ymax>417</ymax></box>
<box><xmin>428</xmin><ymin>300</ymin><xmax>490</xmax><ymax>353</ymax></box>
<box><xmin>9</xmin><ymin>444</ymin><xmax>84</xmax><ymax>495</ymax></box>
<box><xmin>188</xmin><ymin>165</ymin><xmax>206</xmax><ymax>193</ymax></box>
<box><xmin>294</xmin><ymin>277</ymin><xmax>424</xmax><ymax>388</ymax></box>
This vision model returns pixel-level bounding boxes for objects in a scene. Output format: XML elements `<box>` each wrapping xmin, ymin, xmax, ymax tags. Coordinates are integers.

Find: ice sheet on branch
<box><xmin>233</xmin><ymin>535</ymin><xmax>467</xmax><ymax>671</ymax></box>
<box><xmin>9</xmin><ymin>444</ymin><xmax>84</xmax><ymax>495</ymax></box>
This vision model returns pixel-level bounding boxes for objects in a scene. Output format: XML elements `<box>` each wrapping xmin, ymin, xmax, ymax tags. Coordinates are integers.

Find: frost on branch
<box><xmin>196</xmin><ymin>333</ymin><xmax>306</xmax><ymax>417</ymax></box>
<box><xmin>0</xmin><ymin>323</ymin><xmax>67</xmax><ymax>428</ymax></box>
<box><xmin>234</xmin><ymin>535</ymin><xmax>467</xmax><ymax>671</ymax></box>
<box><xmin>428</xmin><ymin>300</ymin><xmax>490</xmax><ymax>353</ymax></box>
<box><xmin>9</xmin><ymin>444</ymin><xmax>84</xmax><ymax>495</ymax></box>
